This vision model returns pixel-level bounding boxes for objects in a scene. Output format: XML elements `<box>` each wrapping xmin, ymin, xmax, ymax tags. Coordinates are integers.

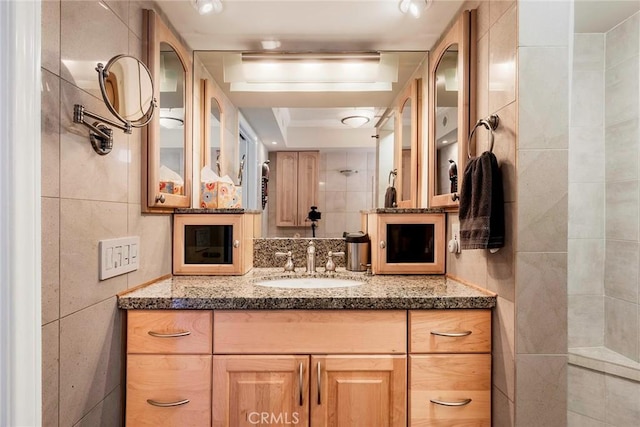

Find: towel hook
<box><xmin>388</xmin><ymin>169</ymin><xmax>397</xmax><ymax>187</ymax></box>
<box><xmin>467</xmin><ymin>114</ymin><xmax>500</xmax><ymax>159</ymax></box>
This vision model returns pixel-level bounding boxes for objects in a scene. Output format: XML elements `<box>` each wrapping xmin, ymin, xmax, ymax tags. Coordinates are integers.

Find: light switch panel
<box><xmin>99</xmin><ymin>236</ymin><xmax>140</xmax><ymax>280</ymax></box>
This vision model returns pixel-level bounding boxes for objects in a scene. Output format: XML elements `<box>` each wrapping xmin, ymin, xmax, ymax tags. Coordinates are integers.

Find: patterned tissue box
<box><xmin>159</xmin><ymin>181</ymin><xmax>183</xmax><ymax>195</ymax></box>
<box><xmin>200</xmin><ymin>182</ymin><xmax>242</xmax><ymax>208</ymax></box>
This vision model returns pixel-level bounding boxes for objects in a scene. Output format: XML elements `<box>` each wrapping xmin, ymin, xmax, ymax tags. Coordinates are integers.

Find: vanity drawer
<box><xmin>127</xmin><ymin>310</ymin><xmax>213</xmax><ymax>354</ymax></box>
<box><xmin>409</xmin><ymin>309</ymin><xmax>491</xmax><ymax>353</ymax></box>
<box><xmin>213</xmin><ymin>310</ymin><xmax>406</xmax><ymax>354</ymax></box>
<box><xmin>409</xmin><ymin>354</ymin><xmax>491</xmax><ymax>426</ymax></box>
<box><xmin>126</xmin><ymin>354</ymin><xmax>212</xmax><ymax>427</ymax></box>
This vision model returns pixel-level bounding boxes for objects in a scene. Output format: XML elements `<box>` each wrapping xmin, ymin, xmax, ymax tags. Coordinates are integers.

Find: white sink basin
<box><xmin>255</xmin><ymin>277</ymin><xmax>363</xmax><ymax>289</ymax></box>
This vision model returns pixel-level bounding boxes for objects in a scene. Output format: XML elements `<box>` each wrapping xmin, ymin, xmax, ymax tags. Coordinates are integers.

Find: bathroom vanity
<box><xmin>118</xmin><ymin>271</ymin><xmax>494</xmax><ymax>426</ymax></box>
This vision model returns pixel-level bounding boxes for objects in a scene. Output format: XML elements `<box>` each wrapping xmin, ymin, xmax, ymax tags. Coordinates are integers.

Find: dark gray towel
<box><xmin>384</xmin><ymin>186</ymin><xmax>397</xmax><ymax>208</ymax></box>
<box><xmin>459</xmin><ymin>151</ymin><xmax>505</xmax><ymax>249</ymax></box>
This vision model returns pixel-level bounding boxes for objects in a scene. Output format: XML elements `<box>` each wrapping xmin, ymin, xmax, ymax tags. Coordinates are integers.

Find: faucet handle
<box><xmin>325</xmin><ymin>251</ymin><xmax>345</xmax><ymax>272</ymax></box>
<box><xmin>275</xmin><ymin>251</ymin><xmax>295</xmax><ymax>272</ymax></box>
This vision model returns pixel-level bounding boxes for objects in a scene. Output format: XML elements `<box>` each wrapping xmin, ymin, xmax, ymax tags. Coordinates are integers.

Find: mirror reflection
<box><xmin>434</xmin><ymin>45</ymin><xmax>459</xmax><ymax>196</ymax></box>
<box><xmin>159</xmin><ymin>42</ymin><xmax>186</xmax><ymax>195</ymax></box>
<box><xmin>104</xmin><ymin>55</ymin><xmax>154</xmax><ymax>123</ymax></box>
<box><xmin>400</xmin><ymin>97</ymin><xmax>412</xmax><ymax>202</ymax></box>
<box><xmin>377</xmin><ymin>112</ymin><xmax>395</xmax><ymax>208</ymax></box>
<box><xmin>209</xmin><ymin>98</ymin><xmax>222</xmax><ymax>175</ymax></box>
<box><xmin>193</xmin><ymin>50</ymin><xmax>427</xmax><ymax>236</ymax></box>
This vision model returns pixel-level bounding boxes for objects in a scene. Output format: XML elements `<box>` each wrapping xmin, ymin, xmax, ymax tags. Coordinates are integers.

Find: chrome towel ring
<box><xmin>467</xmin><ymin>114</ymin><xmax>500</xmax><ymax>159</ymax></box>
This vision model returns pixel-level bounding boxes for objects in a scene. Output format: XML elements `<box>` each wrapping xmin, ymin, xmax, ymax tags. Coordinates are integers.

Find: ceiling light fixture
<box><xmin>340</xmin><ymin>108</ymin><xmax>375</xmax><ymax>128</ymax></box>
<box><xmin>160</xmin><ymin>117</ymin><xmax>184</xmax><ymax>129</ymax></box>
<box><xmin>399</xmin><ymin>0</ymin><xmax>432</xmax><ymax>18</ymax></box>
<box><xmin>191</xmin><ymin>0</ymin><xmax>223</xmax><ymax>15</ymax></box>
<box><xmin>223</xmin><ymin>52</ymin><xmax>398</xmax><ymax>92</ymax></box>
<box><xmin>261</xmin><ymin>40</ymin><xmax>282</xmax><ymax>50</ymax></box>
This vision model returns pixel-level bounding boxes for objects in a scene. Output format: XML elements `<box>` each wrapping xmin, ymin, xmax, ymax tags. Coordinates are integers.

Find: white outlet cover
<box><xmin>99</xmin><ymin>236</ymin><xmax>140</xmax><ymax>280</ymax></box>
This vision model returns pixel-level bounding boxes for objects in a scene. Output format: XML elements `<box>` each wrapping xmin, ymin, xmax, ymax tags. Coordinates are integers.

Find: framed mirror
<box><xmin>200</xmin><ymin>79</ymin><xmax>223</xmax><ymax>176</ymax></box>
<box><xmin>142</xmin><ymin>9</ymin><xmax>193</xmax><ymax>211</ymax></box>
<box><xmin>428</xmin><ymin>10</ymin><xmax>474</xmax><ymax>209</ymax></box>
<box><xmin>395</xmin><ymin>79</ymin><xmax>420</xmax><ymax>208</ymax></box>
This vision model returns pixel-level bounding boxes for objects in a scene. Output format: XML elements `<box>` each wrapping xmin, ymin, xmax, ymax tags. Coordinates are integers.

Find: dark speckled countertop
<box><xmin>118</xmin><ymin>269</ymin><xmax>496</xmax><ymax>310</ymax></box>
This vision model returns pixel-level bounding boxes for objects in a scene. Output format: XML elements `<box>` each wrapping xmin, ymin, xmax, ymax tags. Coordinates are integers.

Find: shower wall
<box><xmin>569</xmin><ymin>12</ymin><xmax>640</xmax><ymax>363</ymax></box>
<box><xmin>568</xmin><ymin>12</ymin><xmax>640</xmax><ymax>427</ymax></box>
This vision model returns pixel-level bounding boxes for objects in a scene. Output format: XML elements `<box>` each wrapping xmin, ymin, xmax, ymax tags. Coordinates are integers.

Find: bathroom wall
<box><xmin>447</xmin><ymin>1</ymin><xmax>519</xmax><ymax>424</ymax></box>
<box><xmin>448</xmin><ymin>0</ymin><xmax>571</xmax><ymax>425</ymax></box>
<box><xmin>568</xmin><ymin>33</ymin><xmax>605</xmax><ymax>350</ymax></box>
<box><xmin>267</xmin><ymin>149</ymin><xmax>375</xmax><ymax>238</ymax></box>
<box><xmin>41</xmin><ymin>1</ymin><xmax>174</xmax><ymax>425</ymax></box>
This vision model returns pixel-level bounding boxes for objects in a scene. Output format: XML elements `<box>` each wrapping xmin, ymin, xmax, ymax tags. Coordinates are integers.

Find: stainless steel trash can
<box><xmin>345</xmin><ymin>232</ymin><xmax>370</xmax><ymax>271</ymax></box>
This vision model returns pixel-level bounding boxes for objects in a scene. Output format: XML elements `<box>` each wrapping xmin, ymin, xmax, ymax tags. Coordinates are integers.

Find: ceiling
<box><xmin>155</xmin><ymin>0</ymin><xmax>464</xmax><ymax>149</ymax></box>
<box><xmin>575</xmin><ymin>0</ymin><xmax>640</xmax><ymax>33</ymax></box>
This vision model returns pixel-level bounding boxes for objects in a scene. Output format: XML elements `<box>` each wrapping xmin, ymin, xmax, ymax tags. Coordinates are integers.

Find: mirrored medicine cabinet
<box><xmin>142</xmin><ymin>9</ymin><xmax>193</xmax><ymax>212</ymax></box>
<box><xmin>395</xmin><ymin>79</ymin><xmax>420</xmax><ymax>208</ymax></box>
<box><xmin>428</xmin><ymin>9</ymin><xmax>475</xmax><ymax>209</ymax></box>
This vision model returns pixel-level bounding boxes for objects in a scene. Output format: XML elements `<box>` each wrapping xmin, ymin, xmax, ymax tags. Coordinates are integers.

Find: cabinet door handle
<box><xmin>316</xmin><ymin>361</ymin><xmax>322</xmax><ymax>405</ymax></box>
<box><xmin>379</xmin><ymin>240</ymin><xmax>386</xmax><ymax>249</ymax></box>
<box><xmin>147</xmin><ymin>398</ymin><xmax>190</xmax><ymax>408</ymax></box>
<box><xmin>430</xmin><ymin>330</ymin><xmax>472</xmax><ymax>338</ymax></box>
<box><xmin>147</xmin><ymin>330</ymin><xmax>191</xmax><ymax>338</ymax></box>
<box><xmin>155</xmin><ymin>194</ymin><xmax>165</xmax><ymax>204</ymax></box>
<box><xmin>298</xmin><ymin>362</ymin><xmax>304</xmax><ymax>406</ymax></box>
<box><xmin>430</xmin><ymin>398</ymin><xmax>472</xmax><ymax>407</ymax></box>
<box><xmin>233</xmin><ymin>240</ymin><xmax>240</xmax><ymax>248</ymax></box>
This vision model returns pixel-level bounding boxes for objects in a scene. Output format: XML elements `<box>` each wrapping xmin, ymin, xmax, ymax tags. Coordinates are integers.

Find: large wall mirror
<box><xmin>395</xmin><ymin>79</ymin><xmax>420</xmax><ymax>207</ymax></box>
<box><xmin>428</xmin><ymin>10</ymin><xmax>474</xmax><ymax>209</ymax></box>
<box><xmin>143</xmin><ymin>9</ymin><xmax>193</xmax><ymax>211</ymax></box>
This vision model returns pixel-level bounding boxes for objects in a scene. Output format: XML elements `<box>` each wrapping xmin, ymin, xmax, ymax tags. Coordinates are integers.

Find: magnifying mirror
<box><xmin>73</xmin><ymin>54</ymin><xmax>156</xmax><ymax>155</ymax></box>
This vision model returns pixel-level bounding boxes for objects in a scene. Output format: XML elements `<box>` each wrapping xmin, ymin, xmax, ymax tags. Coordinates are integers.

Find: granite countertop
<box><xmin>174</xmin><ymin>208</ymin><xmax>262</xmax><ymax>214</ymax></box>
<box><xmin>118</xmin><ymin>269</ymin><xmax>496</xmax><ymax>310</ymax></box>
<box><xmin>362</xmin><ymin>208</ymin><xmax>445</xmax><ymax>214</ymax></box>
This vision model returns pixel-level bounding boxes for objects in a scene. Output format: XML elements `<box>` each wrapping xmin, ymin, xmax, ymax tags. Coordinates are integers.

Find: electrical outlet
<box><xmin>452</xmin><ymin>222</ymin><xmax>460</xmax><ymax>243</ymax></box>
<box><xmin>99</xmin><ymin>236</ymin><xmax>140</xmax><ymax>280</ymax></box>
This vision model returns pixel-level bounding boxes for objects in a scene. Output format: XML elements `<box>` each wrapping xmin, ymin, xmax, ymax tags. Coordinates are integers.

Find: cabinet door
<box><xmin>296</xmin><ymin>151</ymin><xmax>319</xmax><ymax>226</ymax></box>
<box><xmin>276</xmin><ymin>152</ymin><xmax>298</xmax><ymax>226</ymax></box>
<box><xmin>213</xmin><ymin>355</ymin><xmax>309</xmax><ymax>427</ymax></box>
<box><xmin>410</xmin><ymin>354</ymin><xmax>491</xmax><ymax>426</ymax></box>
<box><xmin>143</xmin><ymin>10</ymin><xmax>193</xmax><ymax>211</ymax></box>
<box><xmin>126</xmin><ymin>355</ymin><xmax>211</xmax><ymax>427</ymax></box>
<box><xmin>311</xmin><ymin>355</ymin><xmax>406</xmax><ymax>427</ymax></box>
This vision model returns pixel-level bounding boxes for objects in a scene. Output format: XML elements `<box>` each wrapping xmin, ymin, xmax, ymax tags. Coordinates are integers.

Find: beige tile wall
<box><xmin>41</xmin><ymin>1</ymin><xmax>173</xmax><ymax>425</ymax></box>
<box><xmin>449</xmin><ymin>1</ymin><xmax>517</xmax><ymax>425</ymax></box>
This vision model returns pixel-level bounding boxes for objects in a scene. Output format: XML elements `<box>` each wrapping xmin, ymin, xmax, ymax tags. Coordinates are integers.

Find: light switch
<box><xmin>99</xmin><ymin>236</ymin><xmax>140</xmax><ymax>280</ymax></box>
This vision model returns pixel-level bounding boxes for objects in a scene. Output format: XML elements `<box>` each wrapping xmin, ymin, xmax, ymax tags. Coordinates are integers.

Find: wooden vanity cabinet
<box><xmin>124</xmin><ymin>309</ymin><xmax>491</xmax><ymax>426</ymax></box>
<box><xmin>126</xmin><ymin>310</ymin><xmax>213</xmax><ymax>427</ymax></box>
<box><xmin>212</xmin><ymin>310</ymin><xmax>406</xmax><ymax>427</ymax></box>
<box><xmin>275</xmin><ymin>151</ymin><xmax>319</xmax><ymax>227</ymax></box>
<box><xmin>408</xmin><ymin>309</ymin><xmax>491</xmax><ymax>426</ymax></box>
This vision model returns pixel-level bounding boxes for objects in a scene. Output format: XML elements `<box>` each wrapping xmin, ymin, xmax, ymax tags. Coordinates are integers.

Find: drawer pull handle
<box><xmin>430</xmin><ymin>398</ymin><xmax>472</xmax><ymax>407</ymax></box>
<box><xmin>317</xmin><ymin>361</ymin><xmax>322</xmax><ymax>405</ymax></box>
<box><xmin>430</xmin><ymin>330</ymin><xmax>472</xmax><ymax>338</ymax></box>
<box><xmin>147</xmin><ymin>398</ymin><xmax>190</xmax><ymax>408</ymax></box>
<box><xmin>147</xmin><ymin>331</ymin><xmax>191</xmax><ymax>338</ymax></box>
<box><xmin>298</xmin><ymin>362</ymin><xmax>304</xmax><ymax>406</ymax></box>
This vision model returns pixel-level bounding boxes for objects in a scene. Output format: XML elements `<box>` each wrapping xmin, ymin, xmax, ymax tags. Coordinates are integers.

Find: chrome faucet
<box><xmin>306</xmin><ymin>240</ymin><xmax>316</xmax><ymax>273</ymax></box>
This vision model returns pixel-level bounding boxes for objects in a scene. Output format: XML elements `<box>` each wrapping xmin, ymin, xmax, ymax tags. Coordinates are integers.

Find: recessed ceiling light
<box><xmin>261</xmin><ymin>40</ymin><xmax>282</xmax><ymax>50</ymax></box>
<box><xmin>271</xmin><ymin>141</ymin><xmax>278</xmax><ymax>145</ymax></box>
